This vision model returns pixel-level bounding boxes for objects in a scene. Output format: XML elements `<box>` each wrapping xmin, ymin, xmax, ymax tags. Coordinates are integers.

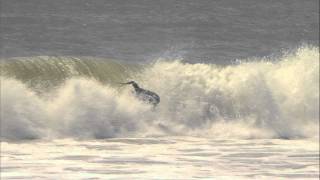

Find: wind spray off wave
<box><xmin>1</xmin><ymin>46</ymin><xmax>319</xmax><ymax>140</ymax></box>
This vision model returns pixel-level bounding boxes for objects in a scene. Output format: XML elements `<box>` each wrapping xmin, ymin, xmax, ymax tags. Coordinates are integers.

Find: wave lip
<box><xmin>1</xmin><ymin>46</ymin><xmax>319</xmax><ymax>140</ymax></box>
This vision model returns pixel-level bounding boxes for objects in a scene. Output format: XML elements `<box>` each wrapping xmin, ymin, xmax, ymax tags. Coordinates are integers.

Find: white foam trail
<box><xmin>141</xmin><ymin>46</ymin><xmax>319</xmax><ymax>138</ymax></box>
<box><xmin>1</xmin><ymin>46</ymin><xmax>319</xmax><ymax>140</ymax></box>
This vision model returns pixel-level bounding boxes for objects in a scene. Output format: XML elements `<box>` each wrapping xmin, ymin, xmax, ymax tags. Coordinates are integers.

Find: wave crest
<box><xmin>1</xmin><ymin>46</ymin><xmax>319</xmax><ymax>140</ymax></box>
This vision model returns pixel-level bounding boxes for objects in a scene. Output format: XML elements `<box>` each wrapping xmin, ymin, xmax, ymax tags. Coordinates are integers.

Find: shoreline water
<box><xmin>2</xmin><ymin>137</ymin><xmax>319</xmax><ymax>179</ymax></box>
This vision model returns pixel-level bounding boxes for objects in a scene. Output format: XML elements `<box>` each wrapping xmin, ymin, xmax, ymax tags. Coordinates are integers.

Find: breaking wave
<box><xmin>1</xmin><ymin>46</ymin><xmax>319</xmax><ymax>140</ymax></box>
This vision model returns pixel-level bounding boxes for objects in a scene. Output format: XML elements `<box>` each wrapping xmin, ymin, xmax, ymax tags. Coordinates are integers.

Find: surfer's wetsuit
<box><xmin>123</xmin><ymin>81</ymin><xmax>160</xmax><ymax>107</ymax></box>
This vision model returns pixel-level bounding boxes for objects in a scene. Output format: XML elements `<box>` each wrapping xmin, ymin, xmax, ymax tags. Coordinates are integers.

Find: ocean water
<box><xmin>1</xmin><ymin>0</ymin><xmax>319</xmax><ymax>63</ymax></box>
<box><xmin>2</xmin><ymin>138</ymin><xmax>319</xmax><ymax>179</ymax></box>
<box><xmin>1</xmin><ymin>0</ymin><xmax>319</xmax><ymax>179</ymax></box>
<box><xmin>1</xmin><ymin>46</ymin><xmax>319</xmax><ymax>179</ymax></box>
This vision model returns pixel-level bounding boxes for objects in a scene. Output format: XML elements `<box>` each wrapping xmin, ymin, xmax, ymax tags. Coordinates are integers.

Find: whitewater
<box><xmin>1</xmin><ymin>46</ymin><xmax>319</xmax><ymax>140</ymax></box>
<box><xmin>1</xmin><ymin>46</ymin><xmax>319</xmax><ymax>179</ymax></box>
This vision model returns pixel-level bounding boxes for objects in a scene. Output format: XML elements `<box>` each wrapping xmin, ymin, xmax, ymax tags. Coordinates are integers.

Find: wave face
<box><xmin>1</xmin><ymin>46</ymin><xmax>319</xmax><ymax>140</ymax></box>
<box><xmin>1</xmin><ymin>56</ymin><xmax>140</xmax><ymax>94</ymax></box>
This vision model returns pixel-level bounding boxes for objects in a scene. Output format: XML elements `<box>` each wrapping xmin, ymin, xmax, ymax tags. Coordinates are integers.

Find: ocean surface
<box><xmin>1</xmin><ymin>0</ymin><xmax>319</xmax><ymax>63</ymax></box>
<box><xmin>1</xmin><ymin>0</ymin><xmax>319</xmax><ymax>179</ymax></box>
<box><xmin>2</xmin><ymin>138</ymin><xmax>319</xmax><ymax>179</ymax></box>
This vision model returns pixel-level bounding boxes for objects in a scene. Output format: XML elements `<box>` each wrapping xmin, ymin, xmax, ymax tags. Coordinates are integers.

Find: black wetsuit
<box><xmin>131</xmin><ymin>82</ymin><xmax>160</xmax><ymax>106</ymax></box>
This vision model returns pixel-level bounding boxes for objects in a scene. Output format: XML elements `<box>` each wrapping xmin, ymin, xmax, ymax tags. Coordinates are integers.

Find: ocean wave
<box><xmin>0</xmin><ymin>56</ymin><xmax>140</xmax><ymax>94</ymax></box>
<box><xmin>1</xmin><ymin>46</ymin><xmax>319</xmax><ymax>140</ymax></box>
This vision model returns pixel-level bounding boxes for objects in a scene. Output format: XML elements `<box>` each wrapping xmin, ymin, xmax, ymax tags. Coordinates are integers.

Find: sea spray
<box><xmin>1</xmin><ymin>46</ymin><xmax>319</xmax><ymax>140</ymax></box>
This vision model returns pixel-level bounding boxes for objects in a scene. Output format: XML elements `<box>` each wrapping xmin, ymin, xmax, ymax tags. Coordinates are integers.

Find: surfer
<box><xmin>120</xmin><ymin>81</ymin><xmax>160</xmax><ymax>107</ymax></box>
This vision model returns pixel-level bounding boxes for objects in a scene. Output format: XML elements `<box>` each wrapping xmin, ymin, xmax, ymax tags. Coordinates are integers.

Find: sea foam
<box><xmin>1</xmin><ymin>46</ymin><xmax>319</xmax><ymax>140</ymax></box>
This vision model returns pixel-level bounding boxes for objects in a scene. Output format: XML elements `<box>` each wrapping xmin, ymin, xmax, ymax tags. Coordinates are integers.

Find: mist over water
<box><xmin>1</xmin><ymin>46</ymin><xmax>318</xmax><ymax>141</ymax></box>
